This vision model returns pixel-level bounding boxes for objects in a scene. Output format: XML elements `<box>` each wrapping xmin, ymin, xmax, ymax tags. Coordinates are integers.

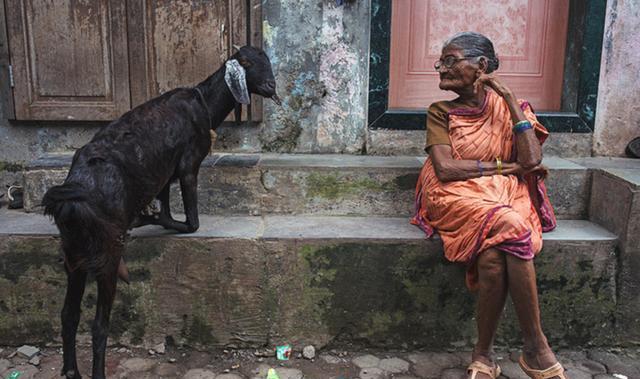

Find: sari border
<box><xmin>447</xmin><ymin>89</ymin><xmax>492</xmax><ymax>117</ymax></box>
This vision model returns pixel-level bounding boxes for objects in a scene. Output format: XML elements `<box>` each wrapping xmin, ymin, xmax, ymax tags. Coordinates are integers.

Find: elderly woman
<box><xmin>411</xmin><ymin>32</ymin><xmax>567</xmax><ymax>379</ymax></box>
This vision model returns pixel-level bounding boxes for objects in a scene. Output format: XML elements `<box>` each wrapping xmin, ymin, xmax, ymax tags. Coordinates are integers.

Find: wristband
<box><xmin>476</xmin><ymin>160</ymin><xmax>484</xmax><ymax>176</ymax></box>
<box><xmin>513</xmin><ymin>120</ymin><xmax>533</xmax><ymax>134</ymax></box>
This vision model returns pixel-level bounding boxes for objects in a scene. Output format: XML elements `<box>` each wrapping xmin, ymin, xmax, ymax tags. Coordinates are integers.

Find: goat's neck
<box><xmin>195</xmin><ymin>66</ymin><xmax>237</xmax><ymax>129</ymax></box>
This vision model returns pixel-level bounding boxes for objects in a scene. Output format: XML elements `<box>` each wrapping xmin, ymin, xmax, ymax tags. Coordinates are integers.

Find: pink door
<box><xmin>389</xmin><ymin>0</ymin><xmax>570</xmax><ymax>111</ymax></box>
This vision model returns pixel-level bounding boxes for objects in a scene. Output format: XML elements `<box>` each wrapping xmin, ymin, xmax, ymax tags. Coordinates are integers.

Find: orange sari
<box><xmin>411</xmin><ymin>90</ymin><xmax>556</xmax><ymax>290</ymax></box>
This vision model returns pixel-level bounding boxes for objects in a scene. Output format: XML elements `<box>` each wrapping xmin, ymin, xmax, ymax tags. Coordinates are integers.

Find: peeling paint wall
<box><xmin>257</xmin><ymin>0</ymin><xmax>370</xmax><ymax>154</ymax></box>
<box><xmin>593</xmin><ymin>0</ymin><xmax>640</xmax><ymax>156</ymax></box>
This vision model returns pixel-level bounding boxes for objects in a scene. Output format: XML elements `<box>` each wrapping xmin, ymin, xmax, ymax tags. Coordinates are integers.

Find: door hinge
<box><xmin>8</xmin><ymin>65</ymin><xmax>14</xmax><ymax>88</ymax></box>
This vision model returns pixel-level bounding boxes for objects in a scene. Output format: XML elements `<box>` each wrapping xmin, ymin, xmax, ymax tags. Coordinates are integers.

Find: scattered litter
<box><xmin>302</xmin><ymin>345</ymin><xmax>315</xmax><ymax>360</ymax></box>
<box><xmin>267</xmin><ymin>368</ymin><xmax>280</xmax><ymax>379</ymax></box>
<box><xmin>17</xmin><ymin>345</ymin><xmax>40</xmax><ymax>359</ymax></box>
<box><xmin>7</xmin><ymin>371</ymin><xmax>22</xmax><ymax>379</ymax></box>
<box><xmin>231</xmin><ymin>364</ymin><xmax>240</xmax><ymax>369</ymax></box>
<box><xmin>276</xmin><ymin>345</ymin><xmax>291</xmax><ymax>361</ymax></box>
<box><xmin>613</xmin><ymin>374</ymin><xmax>628</xmax><ymax>379</ymax></box>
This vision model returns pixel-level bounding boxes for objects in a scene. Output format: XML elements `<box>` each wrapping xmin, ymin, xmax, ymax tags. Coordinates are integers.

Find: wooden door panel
<box><xmin>129</xmin><ymin>0</ymin><xmax>262</xmax><ymax>121</ymax></box>
<box><xmin>389</xmin><ymin>0</ymin><xmax>569</xmax><ymax>111</ymax></box>
<box><xmin>6</xmin><ymin>0</ymin><xmax>130</xmax><ymax>120</ymax></box>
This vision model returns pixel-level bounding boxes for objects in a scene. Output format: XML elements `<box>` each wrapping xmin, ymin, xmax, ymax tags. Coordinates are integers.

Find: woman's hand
<box><xmin>504</xmin><ymin>162</ymin><xmax>549</xmax><ymax>179</ymax></box>
<box><xmin>473</xmin><ymin>73</ymin><xmax>513</xmax><ymax>98</ymax></box>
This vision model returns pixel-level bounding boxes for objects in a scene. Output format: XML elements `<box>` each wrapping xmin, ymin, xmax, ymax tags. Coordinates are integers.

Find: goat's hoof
<box><xmin>62</xmin><ymin>368</ymin><xmax>82</xmax><ymax>379</ymax></box>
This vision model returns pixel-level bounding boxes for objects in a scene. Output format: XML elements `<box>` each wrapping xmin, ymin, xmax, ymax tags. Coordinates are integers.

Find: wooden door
<box><xmin>127</xmin><ymin>0</ymin><xmax>263</xmax><ymax>121</ymax></box>
<box><xmin>6</xmin><ymin>0</ymin><xmax>130</xmax><ymax>121</ymax></box>
<box><xmin>389</xmin><ymin>0</ymin><xmax>570</xmax><ymax>111</ymax></box>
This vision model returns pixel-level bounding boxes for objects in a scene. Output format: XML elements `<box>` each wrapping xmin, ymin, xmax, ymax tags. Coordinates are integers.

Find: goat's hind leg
<box><xmin>91</xmin><ymin>255</ymin><xmax>120</xmax><ymax>379</ymax></box>
<box><xmin>61</xmin><ymin>268</ymin><xmax>88</xmax><ymax>379</ymax></box>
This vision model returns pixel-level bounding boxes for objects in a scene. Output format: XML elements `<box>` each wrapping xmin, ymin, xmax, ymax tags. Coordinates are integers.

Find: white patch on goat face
<box><xmin>224</xmin><ymin>59</ymin><xmax>251</xmax><ymax>104</ymax></box>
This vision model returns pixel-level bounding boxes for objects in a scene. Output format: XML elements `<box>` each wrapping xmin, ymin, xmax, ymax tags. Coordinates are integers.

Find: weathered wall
<box><xmin>216</xmin><ymin>0</ymin><xmax>370</xmax><ymax>154</ymax></box>
<box><xmin>593</xmin><ymin>0</ymin><xmax>640</xmax><ymax>156</ymax></box>
<box><xmin>0</xmin><ymin>0</ymin><xmax>370</xmax><ymax>166</ymax></box>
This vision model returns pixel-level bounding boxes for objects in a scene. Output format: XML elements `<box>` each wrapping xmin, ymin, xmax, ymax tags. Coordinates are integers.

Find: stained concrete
<box><xmin>21</xmin><ymin>153</ymin><xmax>592</xmax><ymax>221</ymax></box>
<box><xmin>593</xmin><ymin>0</ymin><xmax>640</xmax><ymax>156</ymax></box>
<box><xmin>0</xmin><ymin>210</ymin><xmax>619</xmax><ymax>348</ymax></box>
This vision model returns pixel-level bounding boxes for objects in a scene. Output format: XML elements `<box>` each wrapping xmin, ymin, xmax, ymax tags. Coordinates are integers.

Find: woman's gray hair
<box><xmin>443</xmin><ymin>32</ymin><xmax>500</xmax><ymax>73</ymax></box>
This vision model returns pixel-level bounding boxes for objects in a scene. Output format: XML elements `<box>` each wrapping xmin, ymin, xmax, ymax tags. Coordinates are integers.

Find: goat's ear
<box><xmin>225</xmin><ymin>59</ymin><xmax>251</xmax><ymax>104</ymax></box>
<box><xmin>237</xmin><ymin>56</ymin><xmax>252</xmax><ymax>68</ymax></box>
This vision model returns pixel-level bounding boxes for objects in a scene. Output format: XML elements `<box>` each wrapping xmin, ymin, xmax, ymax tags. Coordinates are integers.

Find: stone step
<box><xmin>23</xmin><ymin>153</ymin><xmax>590</xmax><ymax>219</ymax></box>
<box><xmin>0</xmin><ymin>210</ymin><xmax>619</xmax><ymax>349</ymax></box>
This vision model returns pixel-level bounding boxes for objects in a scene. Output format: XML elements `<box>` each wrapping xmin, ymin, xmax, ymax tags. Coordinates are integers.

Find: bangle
<box><xmin>495</xmin><ymin>157</ymin><xmax>502</xmax><ymax>175</ymax></box>
<box><xmin>513</xmin><ymin>120</ymin><xmax>533</xmax><ymax>134</ymax></box>
<box><xmin>476</xmin><ymin>160</ymin><xmax>484</xmax><ymax>176</ymax></box>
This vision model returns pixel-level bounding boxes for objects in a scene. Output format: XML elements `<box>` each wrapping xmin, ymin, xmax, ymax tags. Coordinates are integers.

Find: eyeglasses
<box><xmin>434</xmin><ymin>56</ymin><xmax>475</xmax><ymax>70</ymax></box>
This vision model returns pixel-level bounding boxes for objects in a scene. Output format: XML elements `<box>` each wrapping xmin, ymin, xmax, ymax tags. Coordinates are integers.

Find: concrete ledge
<box><xmin>586</xmin><ymin>159</ymin><xmax>640</xmax><ymax>343</ymax></box>
<box><xmin>0</xmin><ymin>212</ymin><xmax>618</xmax><ymax>349</ymax></box>
<box><xmin>23</xmin><ymin>153</ymin><xmax>590</xmax><ymax>220</ymax></box>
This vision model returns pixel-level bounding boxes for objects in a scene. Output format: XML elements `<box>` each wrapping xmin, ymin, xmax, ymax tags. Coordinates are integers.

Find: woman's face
<box><xmin>436</xmin><ymin>45</ymin><xmax>480</xmax><ymax>93</ymax></box>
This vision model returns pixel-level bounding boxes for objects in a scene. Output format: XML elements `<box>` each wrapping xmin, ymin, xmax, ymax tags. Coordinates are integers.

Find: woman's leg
<box><xmin>471</xmin><ymin>248</ymin><xmax>508</xmax><ymax>378</ymax></box>
<box><xmin>506</xmin><ymin>254</ymin><xmax>563</xmax><ymax>377</ymax></box>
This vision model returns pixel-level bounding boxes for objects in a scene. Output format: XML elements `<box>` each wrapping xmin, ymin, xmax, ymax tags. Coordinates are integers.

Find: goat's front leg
<box><xmin>144</xmin><ymin>175</ymin><xmax>199</xmax><ymax>233</ymax></box>
<box><xmin>178</xmin><ymin>172</ymin><xmax>200</xmax><ymax>233</ymax></box>
<box><xmin>61</xmin><ymin>268</ymin><xmax>87</xmax><ymax>379</ymax></box>
<box><xmin>91</xmin><ymin>257</ymin><xmax>119</xmax><ymax>379</ymax></box>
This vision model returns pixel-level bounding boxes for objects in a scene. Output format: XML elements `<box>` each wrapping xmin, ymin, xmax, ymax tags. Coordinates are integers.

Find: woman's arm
<box><xmin>429</xmin><ymin>144</ymin><xmax>521</xmax><ymax>182</ymax></box>
<box><xmin>474</xmin><ymin>74</ymin><xmax>542</xmax><ymax>168</ymax></box>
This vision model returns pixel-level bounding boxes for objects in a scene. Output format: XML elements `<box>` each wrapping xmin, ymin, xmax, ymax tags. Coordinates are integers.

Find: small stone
<box><xmin>153</xmin><ymin>342</ymin><xmax>166</xmax><ymax>355</ymax></box>
<box><xmin>155</xmin><ymin>362</ymin><xmax>179</xmax><ymax>377</ymax></box>
<box><xmin>0</xmin><ymin>358</ymin><xmax>12</xmax><ymax>373</ymax></box>
<box><xmin>353</xmin><ymin>354</ymin><xmax>380</xmax><ymax>369</ymax></box>
<box><xmin>169</xmin><ymin>358</ymin><xmax>177</xmax><ymax>363</ymax></box>
<box><xmin>215</xmin><ymin>374</ymin><xmax>244</xmax><ymax>379</ymax></box>
<box><xmin>441</xmin><ymin>368</ymin><xmax>466</xmax><ymax>379</ymax></box>
<box><xmin>378</xmin><ymin>357</ymin><xmax>409</xmax><ymax>373</ymax></box>
<box><xmin>17</xmin><ymin>345</ymin><xmax>39</xmax><ymax>359</ymax></box>
<box><xmin>274</xmin><ymin>368</ymin><xmax>304</xmax><ymax>379</ymax></box>
<box><xmin>320</xmin><ymin>354</ymin><xmax>341</xmax><ymax>364</ymax></box>
<box><xmin>148</xmin><ymin>349</ymin><xmax>156</xmax><ymax>355</ymax></box>
<box><xmin>28</xmin><ymin>356</ymin><xmax>40</xmax><ymax>366</ymax></box>
<box><xmin>223</xmin><ymin>368</ymin><xmax>230</xmax><ymax>373</ymax></box>
<box><xmin>251</xmin><ymin>363</ymin><xmax>270</xmax><ymax>377</ymax></box>
<box><xmin>409</xmin><ymin>352</ymin><xmax>462</xmax><ymax>378</ymax></box>
<box><xmin>182</xmin><ymin>368</ymin><xmax>217</xmax><ymax>379</ymax></box>
<box><xmin>119</xmin><ymin>358</ymin><xmax>156</xmax><ymax>372</ymax></box>
<box><xmin>359</xmin><ymin>367</ymin><xmax>386</xmax><ymax>379</ymax></box>
<box><xmin>118</xmin><ymin>347</ymin><xmax>128</xmax><ymax>353</ymax></box>
<box><xmin>302</xmin><ymin>345</ymin><xmax>316</xmax><ymax>360</ymax></box>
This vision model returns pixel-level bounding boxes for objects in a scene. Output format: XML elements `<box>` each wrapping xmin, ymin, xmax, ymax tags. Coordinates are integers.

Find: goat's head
<box><xmin>227</xmin><ymin>45</ymin><xmax>280</xmax><ymax>105</ymax></box>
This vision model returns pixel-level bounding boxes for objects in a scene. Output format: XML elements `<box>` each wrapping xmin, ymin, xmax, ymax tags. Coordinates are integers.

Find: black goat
<box><xmin>42</xmin><ymin>46</ymin><xmax>279</xmax><ymax>379</ymax></box>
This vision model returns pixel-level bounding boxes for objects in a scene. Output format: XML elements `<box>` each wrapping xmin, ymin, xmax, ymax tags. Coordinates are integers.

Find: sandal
<box><xmin>519</xmin><ymin>355</ymin><xmax>567</xmax><ymax>379</ymax></box>
<box><xmin>467</xmin><ymin>360</ymin><xmax>502</xmax><ymax>379</ymax></box>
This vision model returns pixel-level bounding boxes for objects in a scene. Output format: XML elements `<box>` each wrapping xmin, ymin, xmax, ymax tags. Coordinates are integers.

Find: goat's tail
<box><xmin>43</xmin><ymin>183</ymin><xmax>120</xmax><ymax>275</ymax></box>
